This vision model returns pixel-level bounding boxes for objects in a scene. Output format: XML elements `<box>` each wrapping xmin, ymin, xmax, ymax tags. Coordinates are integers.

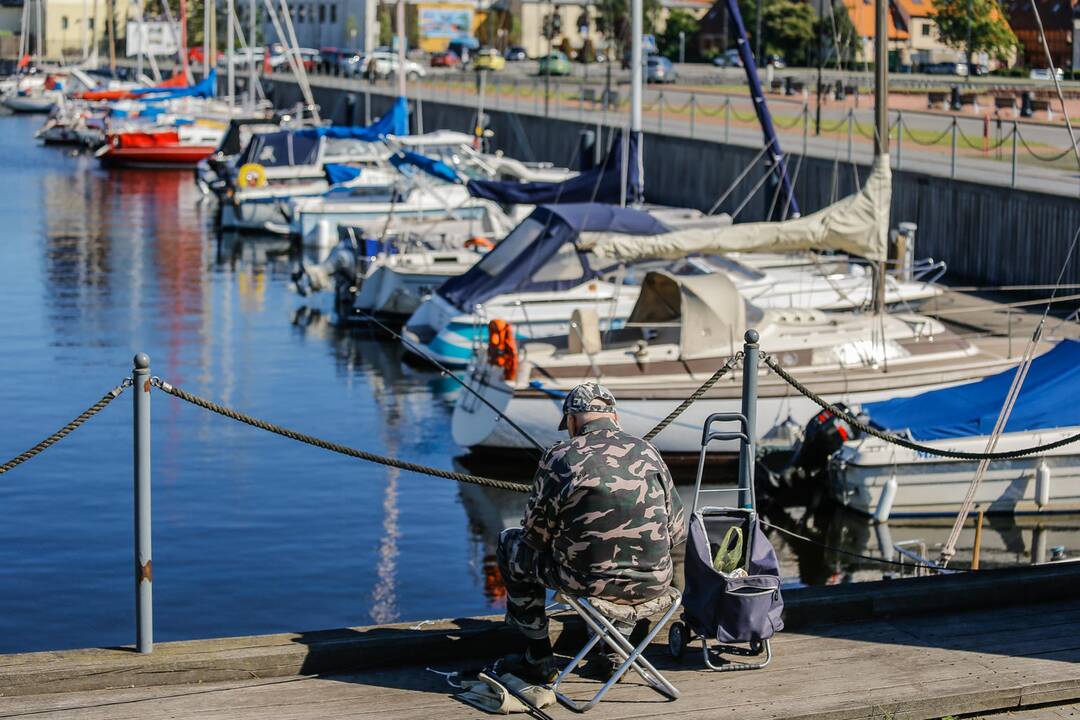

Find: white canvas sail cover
<box><xmin>627</xmin><ymin>271</ymin><xmax>748</xmax><ymax>359</ymax></box>
<box><xmin>580</xmin><ymin>154</ymin><xmax>892</xmax><ymax>263</ymax></box>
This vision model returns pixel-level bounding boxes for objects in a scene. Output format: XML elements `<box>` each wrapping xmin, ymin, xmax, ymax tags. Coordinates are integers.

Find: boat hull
<box><xmin>3</xmin><ymin>96</ymin><xmax>56</xmax><ymax>113</ymax></box>
<box><xmin>829</xmin><ymin>431</ymin><xmax>1080</xmax><ymax>517</ymax></box>
<box><xmin>98</xmin><ymin>145</ymin><xmax>218</xmax><ymax>168</ymax></box>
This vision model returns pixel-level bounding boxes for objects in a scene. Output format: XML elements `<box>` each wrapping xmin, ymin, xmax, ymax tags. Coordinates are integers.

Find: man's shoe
<box><xmin>493</xmin><ymin>650</ymin><xmax>559</xmax><ymax>685</ymax></box>
<box><xmin>578</xmin><ymin>653</ymin><xmax>619</xmax><ymax>682</ymax></box>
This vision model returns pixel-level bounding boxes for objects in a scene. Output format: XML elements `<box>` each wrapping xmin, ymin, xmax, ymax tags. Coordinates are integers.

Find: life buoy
<box><xmin>237</xmin><ymin>163</ymin><xmax>267</xmax><ymax>189</ymax></box>
<box><xmin>465</xmin><ymin>236</ymin><xmax>494</xmax><ymax>251</ymax></box>
<box><xmin>487</xmin><ymin>319</ymin><xmax>518</xmax><ymax>382</ymax></box>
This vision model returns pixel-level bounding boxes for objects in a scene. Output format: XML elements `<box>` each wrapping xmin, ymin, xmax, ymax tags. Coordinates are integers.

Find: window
<box><xmin>921</xmin><ymin>23</ymin><xmax>931</xmax><ymax>36</ymax></box>
<box><xmin>61</xmin><ymin>15</ymin><xmax>69</xmax><ymax>29</ymax></box>
<box><xmin>330</xmin><ymin>4</ymin><xmax>336</xmax><ymax>22</ymax></box>
<box><xmin>532</xmin><ymin>243</ymin><xmax>585</xmax><ymax>282</ymax></box>
<box><xmin>87</xmin><ymin>18</ymin><xmax>93</xmax><ymax>29</ymax></box>
<box><xmin>319</xmin><ymin>3</ymin><xmax>325</xmax><ymax>22</ymax></box>
<box><xmin>476</xmin><ymin>218</ymin><xmax>546</xmax><ymax>277</ymax></box>
<box><xmin>297</xmin><ymin>4</ymin><xmax>305</xmax><ymax>22</ymax></box>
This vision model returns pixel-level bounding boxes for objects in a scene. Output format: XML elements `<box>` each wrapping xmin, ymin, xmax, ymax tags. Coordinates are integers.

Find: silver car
<box><xmin>645</xmin><ymin>56</ymin><xmax>677</xmax><ymax>84</ymax></box>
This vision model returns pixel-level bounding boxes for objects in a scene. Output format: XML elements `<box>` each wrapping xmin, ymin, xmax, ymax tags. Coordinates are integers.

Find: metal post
<box><xmin>724</xmin><ymin>97</ymin><xmax>730</xmax><ymax>143</ymax></box>
<box><xmin>132</xmin><ymin>353</ymin><xmax>153</xmax><ymax>654</ymax></box>
<box><xmin>738</xmin><ymin>330</ymin><xmax>759</xmax><ymax>510</ymax></box>
<box><xmin>847</xmin><ymin>108</ymin><xmax>853</xmax><ymax>163</ymax></box>
<box><xmin>1010</xmin><ymin>119</ymin><xmax>1018</xmax><ymax>188</ymax></box>
<box><xmin>896</xmin><ymin>110</ymin><xmax>903</xmax><ymax>170</ymax></box>
<box><xmin>802</xmin><ymin>104</ymin><xmax>808</xmax><ymax>158</ymax></box>
<box><xmin>950</xmin><ymin>116</ymin><xmax>957</xmax><ymax>179</ymax></box>
<box><xmin>365</xmin><ymin>88</ymin><xmax>371</xmax><ymax>125</ymax></box>
<box><xmin>658</xmin><ymin>91</ymin><xmax>664</xmax><ymax>133</ymax></box>
<box><xmin>690</xmin><ymin>94</ymin><xmax>696</xmax><ymax>139</ymax></box>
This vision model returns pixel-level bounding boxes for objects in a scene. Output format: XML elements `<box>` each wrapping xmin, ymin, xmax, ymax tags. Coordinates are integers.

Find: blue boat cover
<box><xmin>325</xmin><ymin>163</ymin><xmax>361</xmax><ymax>185</ymax></box>
<box><xmin>389</xmin><ymin>150</ymin><xmax>460</xmax><ymax>184</ymax></box>
<box><xmin>438</xmin><ymin>203</ymin><xmax>670</xmax><ymax>311</ymax></box>
<box><xmin>864</xmin><ymin>339</ymin><xmax>1080</xmax><ymax>440</ymax></box>
<box><xmin>465</xmin><ymin>131</ymin><xmax>642</xmax><ymax>206</ymax></box>
<box><xmin>295</xmin><ymin>96</ymin><xmax>409</xmax><ymax>141</ymax></box>
<box><xmin>132</xmin><ymin>70</ymin><xmax>217</xmax><ymax>100</ymax></box>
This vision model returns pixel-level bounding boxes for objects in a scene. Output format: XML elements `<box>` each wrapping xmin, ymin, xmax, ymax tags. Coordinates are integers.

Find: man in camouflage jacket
<box><xmin>495</xmin><ymin>382</ymin><xmax>687</xmax><ymax>683</ymax></box>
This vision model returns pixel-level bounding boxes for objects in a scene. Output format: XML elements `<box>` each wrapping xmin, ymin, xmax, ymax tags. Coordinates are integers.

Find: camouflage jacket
<box><xmin>521</xmin><ymin>417</ymin><xmax>687</xmax><ymax>604</ymax></box>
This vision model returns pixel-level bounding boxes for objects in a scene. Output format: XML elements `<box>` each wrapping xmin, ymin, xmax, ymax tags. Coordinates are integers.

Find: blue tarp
<box><xmin>465</xmin><ymin>131</ymin><xmax>642</xmax><ymax>206</ymax></box>
<box><xmin>389</xmin><ymin>150</ymin><xmax>460</xmax><ymax>184</ymax></box>
<box><xmin>325</xmin><ymin>163</ymin><xmax>361</xmax><ymax>185</ymax></box>
<box><xmin>295</xmin><ymin>96</ymin><xmax>409</xmax><ymax>141</ymax></box>
<box><xmin>131</xmin><ymin>70</ymin><xmax>217</xmax><ymax>100</ymax></box>
<box><xmin>438</xmin><ymin>203</ymin><xmax>670</xmax><ymax>311</ymax></box>
<box><xmin>864</xmin><ymin>340</ymin><xmax>1080</xmax><ymax>440</ymax></box>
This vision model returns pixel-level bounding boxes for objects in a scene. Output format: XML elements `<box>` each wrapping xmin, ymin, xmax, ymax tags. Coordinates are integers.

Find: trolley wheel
<box><xmin>668</xmin><ymin>621</ymin><xmax>687</xmax><ymax>660</ymax></box>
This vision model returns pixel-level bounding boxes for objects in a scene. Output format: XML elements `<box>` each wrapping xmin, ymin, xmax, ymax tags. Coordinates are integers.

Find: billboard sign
<box><xmin>418</xmin><ymin>6</ymin><xmax>473</xmax><ymax>40</ymax></box>
<box><xmin>125</xmin><ymin>21</ymin><xmax>181</xmax><ymax>57</ymax></box>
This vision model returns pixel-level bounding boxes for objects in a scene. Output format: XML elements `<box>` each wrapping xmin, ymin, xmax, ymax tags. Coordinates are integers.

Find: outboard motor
<box><xmin>757</xmin><ymin>405</ymin><xmax>859</xmax><ymax>508</ymax></box>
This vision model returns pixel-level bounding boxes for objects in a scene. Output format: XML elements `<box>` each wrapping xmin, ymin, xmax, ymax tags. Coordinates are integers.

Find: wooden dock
<box><xmin>3</xmin><ymin>596</ymin><xmax>1079</xmax><ymax>719</ymax></box>
<box><xmin>3</xmin><ymin>563</ymin><xmax>1080</xmax><ymax>720</ymax></box>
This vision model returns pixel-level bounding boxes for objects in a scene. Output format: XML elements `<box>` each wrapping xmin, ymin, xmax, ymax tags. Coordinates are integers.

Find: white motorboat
<box><xmin>827</xmin><ymin>339</ymin><xmax>1080</xmax><ymax>517</ymax></box>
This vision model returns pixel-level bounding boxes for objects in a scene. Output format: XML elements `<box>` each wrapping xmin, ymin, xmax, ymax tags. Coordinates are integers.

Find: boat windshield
<box><xmin>473</xmin><ymin>218</ymin><xmax>546</xmax><ymax>277</ymax></box>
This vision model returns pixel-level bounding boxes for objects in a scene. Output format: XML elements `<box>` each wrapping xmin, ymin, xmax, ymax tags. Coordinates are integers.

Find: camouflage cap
<box><xmin>558</xmin><ymin>382</ymin><xmax>617</xmax><ymax>430</ymax></box>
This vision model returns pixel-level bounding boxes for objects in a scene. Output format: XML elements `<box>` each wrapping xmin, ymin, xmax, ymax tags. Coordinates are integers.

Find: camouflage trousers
<box><xmin>497</xmin><ymin>528</ymin><xmax>557</xmax><ymax>640</ymax></box>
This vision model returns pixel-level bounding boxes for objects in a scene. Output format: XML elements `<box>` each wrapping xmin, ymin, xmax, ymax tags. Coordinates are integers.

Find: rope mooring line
<box><xmin>0</xmin><ymin>380</ymin><xmax>131</xmax><ymax>475</ymax></box>
<box><xmin>761</xmin><ymin>355</ymin><xmax>1080</xmax><ymax>460</ymax></box>
<box><xmin>151</xmin><ymin>378</ymin><xmax>533</xmax><ymax>494</ymax></box>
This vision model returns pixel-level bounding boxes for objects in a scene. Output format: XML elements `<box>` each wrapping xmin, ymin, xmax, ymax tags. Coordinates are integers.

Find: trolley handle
<box><xmin>700</xmin><ymin>412</ymin><xmax>751</xmax><ymax>448</ymax></box>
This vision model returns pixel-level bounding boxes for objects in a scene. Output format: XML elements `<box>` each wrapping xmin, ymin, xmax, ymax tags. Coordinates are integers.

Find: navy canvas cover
<box><xmin>465</xmin><ymin>131</ymin><xmax>641</xmax><ymax>206</ymax></box>
<box><xmin>437</xmin><ymin>204</ymin><xmax>670</xmax><ymax>311</ymax></box>
<box><xmin>389</xmin><ymin>150</ymin><xmax>460</xmax><ymax>184</ymax></box>
<box><xmin>864</xmin><ymin>339</ymin><xmax>1080</xmax><ymax>440</ymax></box>
<box><xmin>295</xmin><ymin>96</ymin><xmax>409</xmax><ymax>141</ymax></box>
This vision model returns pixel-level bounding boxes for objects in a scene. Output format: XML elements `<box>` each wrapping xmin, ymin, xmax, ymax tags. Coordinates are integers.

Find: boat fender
<box><xmin>487</xmin><ymin>319</ymin><xmax>518</xmax><ymax>381</ymax></box>
<box><xmin>238</xmin><ymin>163</ymin><xmax>267</xmax><ymax>189</ymax></box>
<box><xmin>874</xmin><ymin>474</ymin><xmax>898</xmax><ymax>523</ymax></box>
<box><xmin>1035</xmin><ymin>460</ymin><xmax>1050</xmax><ymax>510</ymax></box>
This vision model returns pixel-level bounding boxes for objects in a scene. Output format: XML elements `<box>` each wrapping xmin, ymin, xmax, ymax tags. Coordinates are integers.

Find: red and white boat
<box><xmin>95</xmin><ymin>123</ymin><xmax>225</xmax><ymax>168</ymax></box>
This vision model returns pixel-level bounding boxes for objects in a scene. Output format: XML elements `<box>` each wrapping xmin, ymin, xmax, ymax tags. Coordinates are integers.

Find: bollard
<box><xmin>689</xmin><ymin>94</ymin><xmax>696</xmax><ymax>139</ymax></box>
<box><xmin>950</xmin><ymin>117</ymin><xmax>957</xmax><ymax>179</ymax></box>
<box><xmin>738</xmin><ymin>330</ymin><xmax>759</xmax><ymax>509</ymax></box>
<box><xmin>132</xmin><ymin>353</ymin><xmax>153</xmax><ymax>653</ymax></box>
<box><xmin>949</xmin><ymin>85</ymin><xmax>961</xmax><ymax>112</ymax></box>
<box><xmin>896</xmin><ymin>110</ymin><xmax>904</xmax><ymax>170</ymax></box>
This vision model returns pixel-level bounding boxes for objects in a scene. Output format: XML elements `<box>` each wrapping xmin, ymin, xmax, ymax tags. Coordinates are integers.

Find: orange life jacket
<box><xmin>487</xmin><ymin>319</ymin><xmax>518</xmax><ymax>382</ymax></box>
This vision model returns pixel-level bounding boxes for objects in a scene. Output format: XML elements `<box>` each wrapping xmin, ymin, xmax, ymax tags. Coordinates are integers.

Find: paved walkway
<box><xmin>4</xmin><ymin>598</ymin><xmax>1078</xmax><ymax>719</ymax></box>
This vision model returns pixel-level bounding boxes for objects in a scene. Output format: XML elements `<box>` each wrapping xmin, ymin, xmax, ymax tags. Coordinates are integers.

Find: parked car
<box><xmin>367</xmin><ymin>51</ymin><xmax>427</xmax><ymax>79</ymax></box>
<box><xmin>1029</xmin><ymin>67</ymin><xmax>1064</xmax><ymax>81</ymax></box>
<box><xmin>474</xmin><ymin>48</ymin><xmax>506</xmax><ymax>71</ymax></box>
<box><xmin>645</xmin><ymin>55</ymin><xmax>677</xmax><ymax>83</ymax></box>
<box><xmin>923</xmin><ymin>61</ymin><xmax>969</xmax><ymax>76</ymax></box>
<box><xmin>712</xmin><ymin>49</ymin><xmax>742</xmax><ymax>67</ymax></box>
<box><xmin>504</xmin><ymin>46</ymin><xmax>528</xmax><ymax>61</ymax></box>
<box><xmin>538</xmin><ymin>50</ymin><xmax>572</xmax><ymax>76</ymax></box>
<box><xmin>430</xmin><ymin>51</ymin><xmax>460</xmax><ymax>68</ymax></box>
<box><xmin>338</xmin><ymin>52</ymin><xmax>366</xmax><ymax>77</ymax></box>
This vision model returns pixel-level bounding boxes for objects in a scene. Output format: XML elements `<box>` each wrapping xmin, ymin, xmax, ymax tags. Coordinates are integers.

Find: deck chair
<box><xmin>551</xmin><ymin>587</ymin><xmax>682</xmax><ymax>712</ymax></box>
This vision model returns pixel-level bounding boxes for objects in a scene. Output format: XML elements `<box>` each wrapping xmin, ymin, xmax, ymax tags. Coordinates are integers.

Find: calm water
<box><xmin>0</xmin><ymin>114</ymin><xmax>1073</xmax><ymax>654</ymax></box>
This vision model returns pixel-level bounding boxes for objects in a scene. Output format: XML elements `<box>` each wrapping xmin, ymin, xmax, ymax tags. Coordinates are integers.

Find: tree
<box><xmin>659</xmin><ymin>9</ymin><xmax>699</xmax><ymax>61</ymax></box>
<box><xmin>736</xmin><ymin>0</ymin><xmax>815</xmax><ymax>62</ymax></box>
<box><xmin>595</xmin><ymin>0</ymin><xmax>661</xmax><ymax>58</ymax></box>
<box><xmin>930</xmin><ymin>0</ymin><xmax>1017</xmax><ymax>64</ymax></box>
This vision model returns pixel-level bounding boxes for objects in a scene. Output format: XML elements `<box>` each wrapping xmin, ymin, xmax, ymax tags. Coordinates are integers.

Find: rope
<box><xmin>1015</xmin><ymin>125</ymin><xmax>1078</xmax><ymax>163</ymax></box>
<box><xmin>730</xmin><ymin>107</ymin><xmax>759</xmax><ymax>123</ymax></box>
<box><xmin>900</xmin><ymin>119</ymin><xmax>954</xmax><ymax>147</ymax></box>
<box><xmin>152</xmin><ymin>378</ymin><xmax>534</xmax><ymax>494</ymax></box>
<box><xmin>759</xmin><ymin>519</ymin><xmax>945</xmax><ymax>571</ymax></box>
<box><xmin>0</xmin><ymin>380</ymin><xmax>131</xmax><ymax>475</ymax></box>
<box><xmin>644</xmin><ymin>355</ymin><xmax>741</xmax><ymax>441</ymax></box>
<box><xmin>760</xmin><ymin>355</ymin><xmax>1080</xmax><ymax>460</ymax></box>
<box><xmin>696</xmin><ymin>102</ymin><xmax>728</xmax><ymax>118</ymax></box>
<box><xmin>817</xmin><ymin>116</ymin><xmax>849</xmax><ymax>134</ymax></box>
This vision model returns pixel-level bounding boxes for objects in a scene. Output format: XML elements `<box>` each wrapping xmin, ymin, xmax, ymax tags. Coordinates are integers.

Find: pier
<box><xmin>3</xmin><ymin>562</ymin><xmax>1080</xmax><ymax>718</ymax></box>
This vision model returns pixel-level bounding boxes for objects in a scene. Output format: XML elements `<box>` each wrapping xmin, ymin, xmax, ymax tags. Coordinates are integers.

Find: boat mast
<box><xmin>82</xmin><ymin>0</ymin><xmax>90</xmax><ymax>61</ymax></box>
<box><xmin>871</xmin><ymin>0</ymin><xmax>889</xmax><ymax>313</ymax></box>
<box><xmin>226</xmin><ymin>0</ymin><xmax>234</xmax><ymax>104</ymax></box>
<box><xmin>35</xmin><ymin>0</ymin><xmax>42</xmax><ymax>60</ymax></box>
<box><xmin>204</xmin><ymin>0</ymin><xmax>211</xmax><ymax>78</ymax></box>
<box><xmin>396</xmin><ymin>0</ymin><xmax>406</xmax><ymax>100</ymax></box>
<box><xmin>247</xmin><ymin>0</ymin><xmax>255</xmax><ymax>106</ymax></box>
<box><xmin>628</xmin><ymin>0</ymin><xmax>642</xmax><ymax>206</ymax></box>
